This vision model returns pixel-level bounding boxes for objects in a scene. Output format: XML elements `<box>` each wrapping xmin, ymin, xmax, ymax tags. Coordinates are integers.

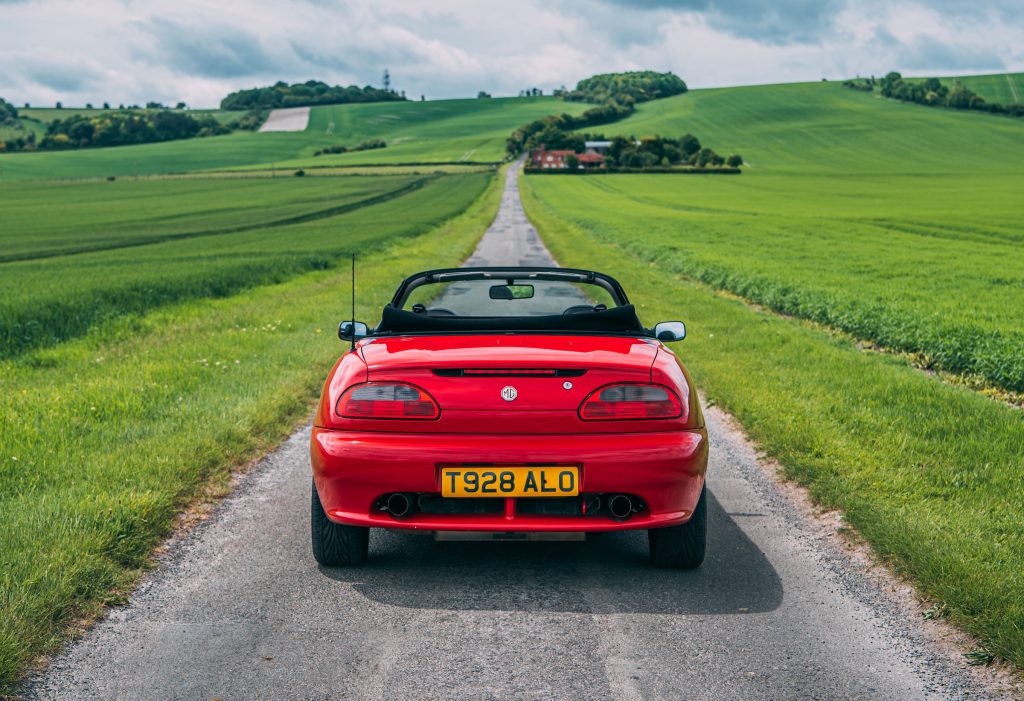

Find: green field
<box><xmin>0</xmin><ymin>173</ymin><xmax>490</xmax><ymax>357</ymax></box>
<box><xmin>906</xmin><ymin>72</ymin><xmax>1024</xmax><ymax>105</ymax></box>
<box><xmin>522</xmin><ymin>79</ymin><xmax>1024</xmax><ymax>665</ymax></box>
<box><xmin>0</xmin><ymin>97</ymin><xmax>578</xmax><ymax>181</ymax></box>
<box><xmin>0</xmin><ymin>164</ymin><xmax>503</xmax><ymax>690</ymax></box>
<box><xmin>291</xmin><ymin>96</ymin><xmax>587</xmax><ymax>166</ymax></box>
<box><xmin>554</xmin><ymin>81</ymin><xmax>1024</xmax><ymax>391</ymax></box>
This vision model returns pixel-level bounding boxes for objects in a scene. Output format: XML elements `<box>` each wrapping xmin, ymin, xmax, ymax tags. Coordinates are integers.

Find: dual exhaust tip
<box><xmin>607</xmin><ymin>494</ymin><xmax>635</xmax><ymax>520</ymax></box>
<box><xmin>384</xmin><ymin>492</ymin><xmax>637</xmax><ymax>520</ymax></box>
<box><xmin>385</xmin><ymin>492</ymin><xmax>416</xmax><ymax>518</ymax></box>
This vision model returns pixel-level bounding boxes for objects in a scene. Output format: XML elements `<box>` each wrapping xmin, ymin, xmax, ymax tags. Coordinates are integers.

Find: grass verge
<box><xmin>0</xmin><ymin>167</ymin><xmax>503</xmax><ymax>693</ymax></box>
<box><xmin>521</xmin><ymin>174</ymin><xmax>1024</xmax><ymax>668</ymax></box>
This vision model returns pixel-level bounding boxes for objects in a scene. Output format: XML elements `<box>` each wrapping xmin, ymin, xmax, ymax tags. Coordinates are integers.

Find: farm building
<box><xmin>529</xmin><ymin>148</ymin><xmax>605</xmax><ymax>169</ymax></box>
<box><xmin>530</xmin><ymin>148</ymin><xmax>574</xmax><ymax>168</ymax></box>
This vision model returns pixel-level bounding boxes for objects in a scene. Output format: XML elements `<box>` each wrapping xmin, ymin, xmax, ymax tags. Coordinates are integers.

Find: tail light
<box><xmin>578</xmin><ymin>383</ymin><xmax>682</xmax><ymax>421</ymax></box>
<box><xmin>337</xmin><ymin>382</ymin><xmax>440</xmax><ymax>420</ymax></box>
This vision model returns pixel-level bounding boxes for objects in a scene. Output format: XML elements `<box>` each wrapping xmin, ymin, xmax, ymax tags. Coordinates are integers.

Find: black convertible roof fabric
<box><xmin>375</xmin><ymin>304</ymin><xmax>647</xmax><ymax>335</ymax></box>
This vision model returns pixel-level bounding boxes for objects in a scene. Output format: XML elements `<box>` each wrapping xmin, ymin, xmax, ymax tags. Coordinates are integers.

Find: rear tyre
<box><xmin>648</xmin><ymin>485</ymin><xmax>707</xmax><ymax>569</ymax></box>
<box><xmin>311</xmin><ymin>479</ymin><xmax>369</xmax><ymax>566</ymax></box>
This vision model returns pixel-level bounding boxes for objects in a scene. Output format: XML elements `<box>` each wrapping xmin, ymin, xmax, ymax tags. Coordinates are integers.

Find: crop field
<box><xmin>291</xmin><ymin>96</ymin><xmax>589</xmax><ymax>166</ymax></box>
<box><xmin>907</xmin><ymin>71</ymin><xmax>1024</xmax><ymax>105</ymax></box>
<box><xmin>524</xmin><ymin>174</ymin><xmax>1024</xmax><ymax>391</ymax></box>
<box><xmin>0</xmin><ymin>161</ymin><xmax>503</xmax><ymax>688</ymax></box>
<box><xmin>564</xmin><ymin>81</ymin><xmax>1024</xmax><ymax>391</ymax></box>
<box><xmin>1</xmin><ymin>176</ymin><xmax>419</xmax><ymax>260</ymax></box>
<box><xmin>522</xmin><ymin>79</ymin><xmax>1024</xmax><ymax>664</ymax></box>
<box><xmin>0</xmin><ymin>173</ymin><xmax>490</xmax><ymax>357</ymax></box>
<box><xmin>0</xmin><ymin>97</ymin><xmax>576</xmax><ymax>181</ymax></box>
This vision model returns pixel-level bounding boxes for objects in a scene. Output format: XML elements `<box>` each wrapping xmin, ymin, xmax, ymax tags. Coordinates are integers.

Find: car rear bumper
<box><xmin>310</xmin><ymin>427</ymin><xmax>708</xmax><ymax>531</ymax></box>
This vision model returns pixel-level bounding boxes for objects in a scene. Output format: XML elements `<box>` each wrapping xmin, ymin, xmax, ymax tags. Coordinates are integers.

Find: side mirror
<box><xmin>338</xmin><ymin>320</ymin><xmax>369</xmax><ymax>341</ymax></box>
<box><xmin>654</xmin><ymin>321</ymin><xmax>686</xmax><ymax>342</ymax></box>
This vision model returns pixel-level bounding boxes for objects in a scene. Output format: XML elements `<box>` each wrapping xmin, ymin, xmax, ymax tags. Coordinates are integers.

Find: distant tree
<box><xmin>118</xmin><ymin>103</ymin><xmax>125</xmax><ymax>109</ymax></box>
<box><xmin>24</xmin><ymin>102</ymin><xmax>30</xmax><ymax>108</ymax></box>
<box><xmin>663</xmin><ymin>144</ymin><xmax>682</xmax><ymax>163</ymax></box>
<box><xmin>55</xmin><ymin>101</ymin><xmax>62</xmax><ymax>109</ymax></box>
<box><xmin>564</xmin><ymin>154</ymin><xmax>580</xmax><ymax>170</ymax></box>
<box><xmin>565</xmin><ymin>71</ymin><xmax>687</xmax><ymax>104</ymax></box>
<box><xmin>477</xmin><ymin>91</ymin><xmax>492</xmax><ymax>99</ymax></box>
<box><xmin>175</xmin><ymin>101</ymin><xmax>187</xmax><ymax>110</ymax></box>
<box><xmin>726</xmin><ymin>154</ymin><xmax>743</xmax><ymax>167</ymax></box>
<box><xmin>420</xmin><ymin>95</ymin><xmax>425</xmax><ymax>101</ymax></box>
<box><xmin>622</xmin><ymin>150</ymin><xmax>657</xmax><ymax>168</ymax></box>
<box><xmin>879</xmin><ymin>71</ymin><xmax>902</xmax><ymax>97</ymax></box>
<box><xmin>85</xmin><ymin>103</ymin><xmax>93</xmax><ymax>109</ymax></box>
<box><xmin>608</xmin><ymin>135</ymin><xmax>632</xmax><ymax>162</ymax></box>
<box><xmin>0</xmin><ymin>97</ymin><xmax>18</xmax><ymax>121</ymax></box>
<box><xmin>102</xmin><ymin>102</ymin><xmax>110</xmax><ymax>109</ymax></box>
<box><xmin>146</xmin><ymin>101</ymin><xmax>165</xmax><ymax>109</ymax></box>
<box><xmin>678</xmin><ymin>133</ymin><xmax>701</xmax><ymax>158</ymax></box>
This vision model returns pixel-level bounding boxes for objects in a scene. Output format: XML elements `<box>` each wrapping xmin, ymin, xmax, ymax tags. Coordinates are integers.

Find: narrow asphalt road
<box><xmin>24</xmin><ymin>162</ymin><xmax>994</xmax><ymax>700</ymax></box>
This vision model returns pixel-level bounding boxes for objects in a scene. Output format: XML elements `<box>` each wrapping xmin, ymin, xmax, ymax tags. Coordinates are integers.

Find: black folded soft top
<box><xmin>375</xmin><ymin>303</ymin><xmax>646</xmax><ymax>335</ymax></box>
<box><xmin>372</xmin><ymin>266</ymin><xmax>651</xmax><ymax>337</ymax></box>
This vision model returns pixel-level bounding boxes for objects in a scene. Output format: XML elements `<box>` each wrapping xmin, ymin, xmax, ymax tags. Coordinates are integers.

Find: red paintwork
<box><xmin>311</xmin><ymin>334</ymin><xmax>708</xmax><ymax>532</ymax></box>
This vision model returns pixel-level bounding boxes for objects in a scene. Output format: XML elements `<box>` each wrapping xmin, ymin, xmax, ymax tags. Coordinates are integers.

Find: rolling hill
<box><xmin>913</xmin><ymin>71</ymin><xmax>1024</xmax><ymax>105</ymax></box>
<box><xmin>0</xmin><ymin>97</ymin><xmax>584</xmax><ymax>181</ymax></box>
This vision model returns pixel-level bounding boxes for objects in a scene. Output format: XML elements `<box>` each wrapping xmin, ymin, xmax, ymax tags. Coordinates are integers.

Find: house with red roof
<box><xmin>529</xmin><ymin>147</ymin><xmax>605</xmax><ymax>169</ymax></box>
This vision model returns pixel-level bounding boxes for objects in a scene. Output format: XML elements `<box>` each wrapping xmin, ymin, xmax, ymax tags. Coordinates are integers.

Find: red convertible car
<box><xmin>310</xmin><ymin>267</ymin><xmax>708</xmax><ymax>568</ymax></box>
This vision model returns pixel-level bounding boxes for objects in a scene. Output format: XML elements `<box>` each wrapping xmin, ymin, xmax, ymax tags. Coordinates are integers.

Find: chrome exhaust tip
<box><xmin>386</xmin><ymin>492</ymin><xmax>414</xmax><ymax>518</ymax></box>
<box><xmin>608</xmin><ymin>494</ymin><xmax>634</xmax><ymax>520</ymax></box>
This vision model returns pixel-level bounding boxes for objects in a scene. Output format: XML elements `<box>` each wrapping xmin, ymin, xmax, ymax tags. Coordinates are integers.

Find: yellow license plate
<box><xmin>441</xmin><ymin>466</ymin><xmax>579</xmax><ymax>498</ymax></box>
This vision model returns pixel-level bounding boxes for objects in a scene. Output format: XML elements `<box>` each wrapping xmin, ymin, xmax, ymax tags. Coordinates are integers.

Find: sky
<box><xmin>0</xmin><ymin>0</ymin><xmax>1021</xmax><ymax>108</ymax></box>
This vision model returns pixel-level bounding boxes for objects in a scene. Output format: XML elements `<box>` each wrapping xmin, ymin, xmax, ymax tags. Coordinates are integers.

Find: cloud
<box><xmin>897</xmin><ymin>35</ymin><xmax>1006</xmax><ymax>71</ymax></box>
<box><xmin>0</xmin><ymin>0</ymin><xmax>1021</xmax><ymax>107</ymax></box>
<box><xmin>22</xmin><ymin>63</ymin><xmax>98</xmax><ymax>92</ymax></box>
<box><xmin>595</xmin><ymin>0</ymin><xmax>845</xmax><ymax>44</ymax></box>
<box><xmin>139</xmin><ymin>17</ymin><xmax>290</xmax><ymax>79</ymax></box>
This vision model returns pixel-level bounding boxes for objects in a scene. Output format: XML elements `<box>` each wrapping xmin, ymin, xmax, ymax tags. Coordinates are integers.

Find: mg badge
<box><xmin>501</xmin><ymin>386</ymin><xmax>518</xmax><ymax>402</ymax></box>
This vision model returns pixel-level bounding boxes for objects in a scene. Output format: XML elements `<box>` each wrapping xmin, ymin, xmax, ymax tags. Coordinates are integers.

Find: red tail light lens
<box><xmin>337</xmin><ymin>382</ymin><xmax>440</xmax><ymax>420</ymax></box>
<box><xmin>579</xmin><ymin>383</ymin><xmax>683</xmax><ymax>421</ymax></box>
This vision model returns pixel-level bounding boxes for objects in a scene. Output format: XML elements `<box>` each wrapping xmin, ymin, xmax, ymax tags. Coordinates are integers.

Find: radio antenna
<box><xmin>350</xmin><ymin>253</ymin><xmax>356</xmax><ymax>353</ymax></box>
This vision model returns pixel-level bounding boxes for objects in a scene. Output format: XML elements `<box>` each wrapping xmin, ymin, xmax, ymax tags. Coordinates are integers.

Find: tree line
<box><xmin>506</xmin><ymin>101</ymin><xmax>635</xmax><ymax>155</ymax></box>
<box><xmin>0</xmin><ymin>97</ymin><xmax>17</xmax><ymax>124</ymax></box>
<box><xmin>38</xmin><ymin>110</ymin><xmax>241</xmax><ymax>150</ymax></box>
<box><xmin>220</xmin><ymin>80</ymin><xmax>406</xmax><ymax>110</ymax></box>
<box><xmin>313</xmin><ymin>138</ymin><xmax>386</xmax><ymax>156</ymax></box>
<box><xmin>563</xmin><ymin>71</ymin><xmax>688</xmax><ymax>104</ymax></box>
<box><xmin>601</xmin><ymin>134</ymin><xmax>740</xmax><ymax>169</ymax></box>
<box><xmin>843</xmin><ymin>72</ymin><xmax>1024</xmax><ymax>117</ymax></box>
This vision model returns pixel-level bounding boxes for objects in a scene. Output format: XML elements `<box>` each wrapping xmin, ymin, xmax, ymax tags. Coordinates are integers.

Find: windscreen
<box><xmin>403</xmin><ymin>278</ymin><xmax>618</xmax><ymax>318</ymax></box>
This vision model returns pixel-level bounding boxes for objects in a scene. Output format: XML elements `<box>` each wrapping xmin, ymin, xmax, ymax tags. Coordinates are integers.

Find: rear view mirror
<box><xmin>489</xmin><ymin>284</ymin><xmax>534</xmax><ymax>300</ymax></box>
<box><xmin>338</xmin><ymin>320</ymin><xmax>369</xmax><ymax>341</ymax></box>
<box><xmin>654</xmin><ymin>321</ymin><xmax>686</xmax><ymax>342</ymax></box>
